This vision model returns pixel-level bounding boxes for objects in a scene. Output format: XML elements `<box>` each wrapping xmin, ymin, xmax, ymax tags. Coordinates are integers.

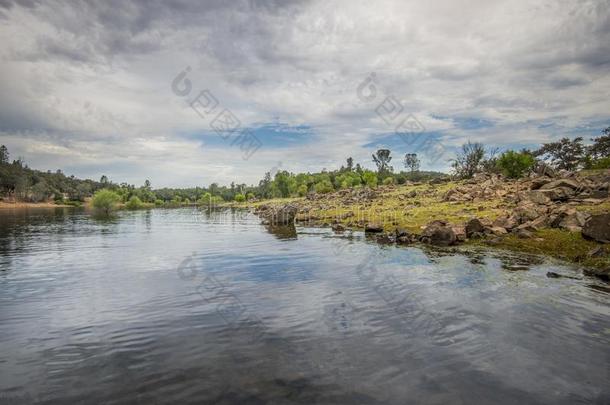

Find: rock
<box><xmin>539</xmin><ymin>187</ymin><xmax>575</xmax><ymax>201</ymax></box>
<box><xmin>557</xmin><ymin>211</ymin><xmax>589</xmax><ymax>233</ymax></box>
<box><xmin>421</xmin><ymin>221</ymin><xmax>457</xmax><ymax>246</ymax></box>
<box><xmin>583</xmin><ymin>267</ymin><xmax>610</xmax><ymax>281</ymax></box>
<box><xmin>406</xmin><ymin>190</ymin><xmax>417</xmax><ymax>198</ymax></box>
<box><xmin>587</xmin><ymin>246</ymin><xmax>608</xmax><ymax>258</ymax></box>
<box><xmin>530</xmin><ymin>178</ymin><xmax>552</xmax><ymax>190</ymax></box>
<box><xmin>258</xmin><ymin>204</ymin><xmax>297</xmax><ymax>225</ymax></box>
<box><xmin>521</xmin><ymin>190</ymin><xmax>551</xmax><ymax>205</ymax></box>
<box><xmin>332</xmin><ymin>223</ymin><xmax>346</xmax><ymax>233</ymax></box>
<box><xmin>395</xmin><ymin>228</ymin><xmax>410</xmax><ymax>238</ymax></box>
<box><xmin>513</xmin><ymin>203</ymin><xmax>545</xmax><ymax>224</ymax></box>
<box><xmin>465</xmin><ymin>218</ymin><xmax>486</xmax><ymax>237</ymax></box>
<box><xmin>582</xmin><ymin>213</ymin><xmax>610</xmax><ymax>243</ymax></box>
<box><xmin>516</xmin><ymin>229</ymin><xmax>534</xmax><ymax>239</ymax></box>
<box><xmin>540</xmin><ymin>179</ymin><xmax>582</xmax><ymax>191</ymax></box>
<box><xmin>493</xmin><ymin>215</ymin><xmax>518</xmax><ymax>230</ymax></box>
<box><xmin>489</xmin><ymin>226</ymin><xmax>508</xmax><ymax>236</ymax></box>
<box><xmin>533</xmin><ymin>162</ymin><xmax>556</xmax><ymax>178</ymax></box>
<box><xmin>365</xmin><ymin>223</ymin><xmax>384</xmax><ymax>233</ymax></box>
<box><xmin>452</xmin><ymin>226</ymin><xmax>467</xmax><ymax>242</ymax></box>
<box><xmin>375</xmin><ymin>233</ymin><xmax>395</xmax><ymax>244</ymax></box>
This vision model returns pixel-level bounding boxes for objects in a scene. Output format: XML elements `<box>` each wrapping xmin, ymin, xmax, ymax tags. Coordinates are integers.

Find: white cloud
<box><xmin>0</xmin><ymin>0</ymin><xmax>608</xmax><ymax>186</ymax></box>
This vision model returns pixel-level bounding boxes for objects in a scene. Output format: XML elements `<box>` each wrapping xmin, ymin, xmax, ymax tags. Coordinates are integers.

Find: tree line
<box><xmin>1</xmin><ymin>126</ymin><xmax>608</xmax><ymax>204</ymax></box>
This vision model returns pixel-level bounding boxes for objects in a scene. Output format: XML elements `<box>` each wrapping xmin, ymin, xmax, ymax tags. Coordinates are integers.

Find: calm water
<box><xmin>0</xmin><ymin>207</ymin><xmax>608</xmax><ymax>404</ymax></box>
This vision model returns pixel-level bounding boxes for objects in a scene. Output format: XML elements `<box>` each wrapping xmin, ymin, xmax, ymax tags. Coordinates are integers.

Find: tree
<box><xmin>100</xmin><ymin>175</ymin><xmax>108</xmax><ymax>185</ymax></box>
<box><xmin>534</xmin><ymin>137</ymin><xmax>586</xmax><ymax>171</ymax></box>
<box><xmin>403</xmin><ymin>153</ymin><xmax>420</xmax><ymax>173</ymax></box>
<box><xmin>451</xmin><ymin>141</ymin><xmax>485</xmax><ymax>178</ymax></box>
<box><xmin>92</xmin><ymin>189</ymin><xmax>121</xmax><ymax>215</ymax></box>
<box><xmin>589</xmin><ymin>127</ymin><xmax>610</xmax><ymax>160</ymax></box>
<box><xmin>346</xmin><ymin>157</ymin><xmax>354</xmax><ymax>171</ymax></box>
<box><xmin>496</xmin><ymin>151</ymin><xmax>536</xmax><ymax>178</ymax></box>
<box><xmin>372</xmin><ymin>149</ymin><xmax>392</xmax><ymax>174</ymax></box>
<box><xmin>0</xmin><ymin>145</ymin><xmax>8</xmax><ymax>165</ymax></box>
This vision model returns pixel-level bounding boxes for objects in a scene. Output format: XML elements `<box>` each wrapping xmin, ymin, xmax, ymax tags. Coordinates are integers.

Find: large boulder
<box><xmin>421</xmin><ymin>220</ymin><xmax>457</xmax><ymax>246</ymax></box>
<box><xmin>520</xmin><ymin>190</ymin><xmax>551</xmax><ymax>205</ymax></box>
<box><xmin>465</xmin><ymin>218</ymin><xmax>486</xmax><ymax>237</ymax></box>
<box><xmin>539</xmin><ymin>187</ymin><xmax>575</xmax><ymax>201</ymax></box>
<box><xmin>582</xmin><ymin>213</ymin><xmax>610</xmax><ymax>243</ymax></box>
<box><xmin>540</xmin><ymin>179</ymin><xmax>582</xmax><ymax>191</ymax></box>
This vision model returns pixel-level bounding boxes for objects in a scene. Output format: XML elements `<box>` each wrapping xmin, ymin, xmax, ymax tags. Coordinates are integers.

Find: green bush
<box><xmin>382</xmin><ymin>176</ymin><xmax>395</xmax><ymax>185</ymax></box>
<box><xmin>591</xmin><ymin>157</ymin><xmax>610</xmax><ymax>169</ymax></box>
<box><xmin>92</xmin><ymin>189</ymin><xmax>121</xmax><ymax>214</ymax></box>
<box><xmin>234</xmin><ymin>193</ymin><xmax>246</xmax><ymax>202</ymax></box>
<box><xmin>362</xmin><ymin>171</ymin><xmax>378</xmax><ymax>188</ymax></box>
<box><xmin>314</xmin><ymin>180</ymin><xmax>334</xmax><ymax>194</ymax></box>
<box><xmin>297</xmin><ymin>184</ymin><xmax>308</xmax><ymax>197</ymax></box>
<box><xmin>154</xmin><ymin>199</ymin><xmax>164</xmax><ymax>206</ymax></box>
<box><xmin>496</xmin><ymin>151</ymin><xmax>536</xmax><ymax>178</ymax></box>
<box><xmin>125</xmin><ymin>196</ymin><xmax>144</xmax><ymax>210</ymax></box>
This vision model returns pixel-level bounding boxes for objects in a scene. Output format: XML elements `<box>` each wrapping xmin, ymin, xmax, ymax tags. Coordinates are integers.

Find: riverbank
<box><xmin>0</xmin><ymin>201</ymin><xmax>73</xmax><ymax>209</ymax></box>
<box><xmin>239</xmin><ymin>170</ymin><xmax>610</xmax><ymax>279</ymax></box>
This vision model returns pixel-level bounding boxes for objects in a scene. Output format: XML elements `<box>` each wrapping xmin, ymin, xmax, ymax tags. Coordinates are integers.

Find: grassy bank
<box><xmin>238</xmin><ymin>181</ymin><xmax>610</xmax><ymax>273</ymax></box>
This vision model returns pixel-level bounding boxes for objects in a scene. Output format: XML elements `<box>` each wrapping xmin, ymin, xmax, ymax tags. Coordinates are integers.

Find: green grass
<box><xmin>486</xmin><ymin>228</ymin><xmax>609</xmax><ymax>270</ymax></box>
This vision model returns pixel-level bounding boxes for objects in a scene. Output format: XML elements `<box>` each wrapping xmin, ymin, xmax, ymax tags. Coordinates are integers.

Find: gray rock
<box><xmin>465</xmin><ymin>218</ymin><xmax>486</xmax><ymax>237</ymax></box>
<box><xmin>582</xmin><ymin>213</ymin><xmax>610</xmax><ymax>243</ymax></box>
<box><xmin>421</xmin><ymin>221</ymin><xmax>457</xmax><ymax>246</ymax></box>
<box><xmin>540</xmin><ymin>179</ymin><xmax>582</xmax><ymax>191</ymax></box>
<box><xmin>365</xmin><ymin>223</ymin><xmax>384</xmax><ymax>233</ymax></box>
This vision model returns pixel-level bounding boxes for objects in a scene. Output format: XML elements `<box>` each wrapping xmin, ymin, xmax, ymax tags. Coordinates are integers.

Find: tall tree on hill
<box><xmin>0</xmin><ymin>145</ymin><xmax>8</xmax><ymax>165</ymax></box>
<box><xmin>403</xmin><ymin>153</ymin><xmax>420</xmax><ymax>173</ymax></box>
<box><xmin>346</xmin><ymin>157</ymin><xmax>354</xmax><ymax>171</ymax></box>
<box><xmin>372</xmin><ymin>149</ymin><xmax>392</xmax><ymax>175</ymax></box>
<box><xmin>589</xmin><ymin>127</ymin><xmax>610</xmax><ymax>160</ymax></box>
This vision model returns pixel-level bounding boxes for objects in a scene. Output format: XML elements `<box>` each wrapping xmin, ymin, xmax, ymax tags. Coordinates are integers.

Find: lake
<box><xmin>0</xmin><ymin>207</ymin><xmax>608</xmax><ymax>404</ymax></box>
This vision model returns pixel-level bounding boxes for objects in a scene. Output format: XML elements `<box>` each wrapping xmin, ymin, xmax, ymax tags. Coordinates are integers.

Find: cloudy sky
<box><xmin>1</xmin><ymin>0</ymin><xmax>609</xmax><ymax>187</ymax></box>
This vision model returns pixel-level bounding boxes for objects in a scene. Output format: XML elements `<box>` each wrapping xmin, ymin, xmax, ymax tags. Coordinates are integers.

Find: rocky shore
<box><xmin>250</xmin><ymin>169</ymin><xmax>610</xmax><ymax>280</ymax></box>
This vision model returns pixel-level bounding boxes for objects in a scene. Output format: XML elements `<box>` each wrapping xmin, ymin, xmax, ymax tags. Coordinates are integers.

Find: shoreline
<box><xmin>244</xmin><ymin>172</ymin><xmax>610</xmax><ymax>280</ymax></box>
<box><xmin>0</xmin><ymin>201</ymin><xmax>74</xmax><ymax>209</ymax></box>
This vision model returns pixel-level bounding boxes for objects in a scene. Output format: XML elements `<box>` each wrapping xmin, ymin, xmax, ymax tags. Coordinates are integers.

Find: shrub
<box><xmin>92</xmin><ymin>189</ymin><xmax>121</xmax><ymax>214</ymax></box>
<box><xmin>362</xmin><ymin>171</ymin><xmax>378</xmax><ymax>188</ymax></box>
<box><xmin>591</xmin><ymin>157</ymin><xmax>610</xmax><ymax>169</ymax></box>
<box><xmin>496</xmin><ymin>151</ymin><xmax>536</xmax><ymax>178</ymax></box>
<box><xmin>314</xmin><ymin>180</ymin><xmax>334</xmax><ymax>194</ymax></box>
<box><xmin>125</xmin><ymin>196</ymin><xmax>144</xmax><ymax>210</ymax></box>
<box><xmin>234</xmin><ymin>193</ymin><xmax>246</xmax><ymax>202</ymax></box>
<box><xmin>154</xmin><ymin>199</ymin><xmax>164</xmax><ymax>206</ymax></box>
<box><xmin>382</xmin><ymin>176</ymin><xmax>395</xmax><ymax>185</ymax></box>
<box><xmin>297</xmin><ymin>184</ymin><xmax>308</xmax><ymax>197</ymax></box>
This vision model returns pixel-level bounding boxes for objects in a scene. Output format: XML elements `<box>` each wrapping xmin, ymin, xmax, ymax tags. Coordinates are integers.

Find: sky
<box><xmin>0</xmin><ymin>0</ymin><xmax>609</xmax><ymax>188</ymax></box>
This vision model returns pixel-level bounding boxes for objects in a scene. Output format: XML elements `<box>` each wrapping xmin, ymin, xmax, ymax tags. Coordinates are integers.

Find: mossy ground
<box><xmin>239</xmin><ymin>181</ymin><xmax>609</xmax><ymax>271</ymax></box>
